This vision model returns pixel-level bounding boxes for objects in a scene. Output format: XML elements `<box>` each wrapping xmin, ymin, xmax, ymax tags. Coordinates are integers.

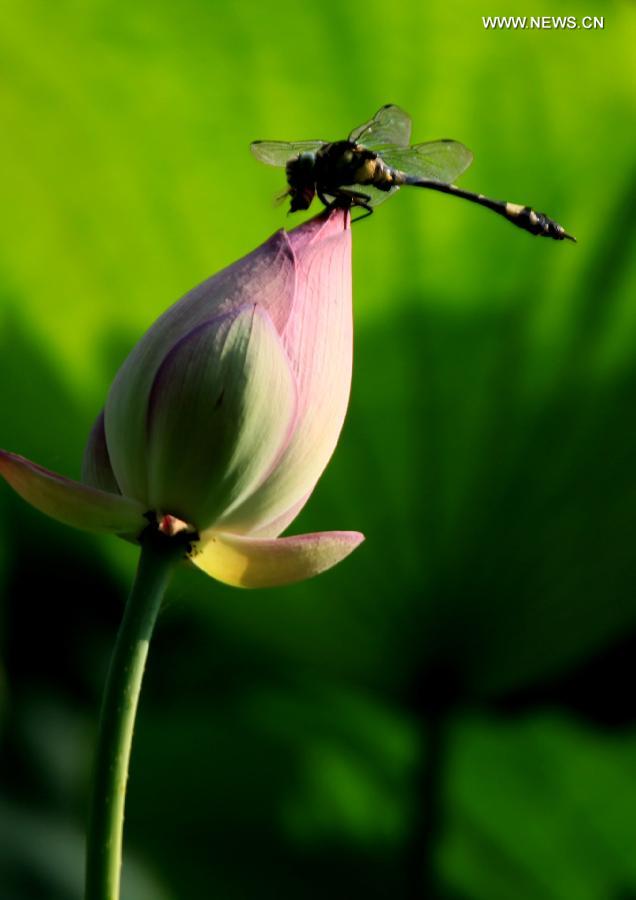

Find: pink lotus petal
<box><xmin>286</xmin><ymin>206</ymin><xmax>350</xmax><ymax>254</ymax></box>
<box><xmin>105</xmin><ymin>230</ymin><xmax>297</xmax><ymax>503</ymax></box>
<box><xmin>190</xmin><ymin>527</ymin><xmax>364</xmax><ymax>588</ymax></box>
<box><xmin>145</xmin><ymin>305</ymin><xmax>297</xmax><ymax>530</ymax></box>
<box><xmin>82</xmin><ymin>411</ymin><xmax>121</xmax><ymax>494</ymax></box>
<box><xmin>217</xmin><ymin>209</ymin><xmax>353</xmax><ymax>534</ymax></box>
<box><xmin>0</xmin><ymin>450</ymin><xmax>146</xmax><ymax>534</ymax></box>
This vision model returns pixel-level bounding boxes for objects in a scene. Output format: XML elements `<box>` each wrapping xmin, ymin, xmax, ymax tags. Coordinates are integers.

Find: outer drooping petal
<box><xmin>0</xmin><ymin>450</ymin><xmax>146</xmax><ymax>534</ymax></box>
<box><xmin>104</xmin><ymin>230</ymin><xmax>297</xmax><ymax>504</ymax></box>
<box><xmin>190</xmin><ymin>528</ymin><xmax>364</xmax><ymax>588</ymax></box>
<box><xmin>216</xmin><ymin>210</ymin><xmax>353</xmax><ymax>536</ymax></box>
<box><xmin>82</xmin><ymin>411</ymin><xmax>121</xmax><ymax>494</ymax></box>
<box><xmin>144</xmin><ymin>305</ymin><xmax>297</xmax><ymax>530</ymax></box>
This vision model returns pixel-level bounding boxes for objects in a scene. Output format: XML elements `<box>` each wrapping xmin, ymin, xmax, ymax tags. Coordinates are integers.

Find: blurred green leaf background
<box><xmin>1</xmin><ymin>0</ymin><xmax>636</xmax><ymax>897</ymax></box>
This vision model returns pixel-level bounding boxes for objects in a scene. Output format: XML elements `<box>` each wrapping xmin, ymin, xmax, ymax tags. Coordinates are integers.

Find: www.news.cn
<box><xmin>482</xmin><ymin>15</ymin><xmax>604</xmax><ymax>29</ymax></box>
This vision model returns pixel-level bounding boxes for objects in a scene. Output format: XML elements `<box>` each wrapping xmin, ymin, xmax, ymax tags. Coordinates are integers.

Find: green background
<box><xmin>1</xmin><ymin>0</ymin><xmax>636</xmax><ymax>897</ymax></box>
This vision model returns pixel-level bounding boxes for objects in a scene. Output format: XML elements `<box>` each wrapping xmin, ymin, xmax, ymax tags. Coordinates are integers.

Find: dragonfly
<box><xmin>251</xmin><ymin>104</ymin><xmax>575</xmax><ymax>241</ymax></box>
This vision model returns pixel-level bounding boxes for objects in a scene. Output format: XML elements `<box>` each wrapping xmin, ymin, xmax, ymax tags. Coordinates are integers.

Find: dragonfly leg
<box><xmin>350</xmin><ymin>203</ymin><xmax>373</xmax><ymax>222</ymax></box>
<box><xmin>339</xmin><ymin>189</ymin><xmax>373</xmax><ymax>222</ymax></box>
<box><xmin>318</xmin><ymin>188</ymin><xmax>373</xmax><ymax>221</ymax></box>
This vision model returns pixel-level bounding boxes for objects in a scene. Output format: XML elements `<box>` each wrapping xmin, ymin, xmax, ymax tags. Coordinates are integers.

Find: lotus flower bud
<box><xmin>0</xmin><ymin>210</ymin><xmax>363</xmax><ymax>587</ymax></box>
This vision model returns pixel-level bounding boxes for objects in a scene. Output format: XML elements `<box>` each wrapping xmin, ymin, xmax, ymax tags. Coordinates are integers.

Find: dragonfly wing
<box><xmin>349</xmin><ymin>105</ymin><xmax>412</xmax><ymax>149</ymax></box>
<box><xmin>364</xmin><ymin>184</ymin><xmax>400</xmax><ymax>207</ymax></box>
<box><xmin>336</xmin><ymin>183</ymin><xmax>400</xmax><ymax>208</ymax></box>
<box><xmin>250</xmin><ymin>140</ymin><xmax>325</xmax><ymax>167</ymax></box>
<box><xmin>380</xmin><ymin>140</ymin><xmax>474</xmax><ymax>183</ymax></box>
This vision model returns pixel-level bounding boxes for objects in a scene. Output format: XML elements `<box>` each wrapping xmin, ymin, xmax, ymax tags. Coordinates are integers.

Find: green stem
<box><xmin>406</xmin><ymin>705</ymin><xmax>448</xmax><ymax>899</ymax></box>
<box><xmin>84</xmin><ymin>531</ymin><xmax>183</xmax><ymax>900</ymax></box>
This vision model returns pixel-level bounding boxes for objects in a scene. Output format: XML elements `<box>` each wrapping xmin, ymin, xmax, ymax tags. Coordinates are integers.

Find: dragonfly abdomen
<box><xmin>403</xmin><ymin>176</ymin><xmax>575</xmax><ymax>241</ymax></box>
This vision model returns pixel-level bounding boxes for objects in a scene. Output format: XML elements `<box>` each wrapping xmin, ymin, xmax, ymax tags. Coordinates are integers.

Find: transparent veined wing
<box><xmin>338</xmin><ymin>183</ymin><xmax>400</xmax><ymax>208</ymax></box>
<box><xmin>379</xmin><ymin>140</ymin><xmax>474</xmax><ymax>184</ymax></box>
<box><xmin>349</xmin><ymin>105</ymin><xmax>412</xmax><ymax>149</ymax></box>
<box><xmin>250</xmin><ymin>140</ymin><xmax>325</xmax><ymax>167</ymax></box>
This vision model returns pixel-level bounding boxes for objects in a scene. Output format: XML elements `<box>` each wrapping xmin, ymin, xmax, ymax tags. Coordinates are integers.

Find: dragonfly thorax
<box><xmin>286</xmin><ymin>140</ymin><xmax>396</xmax><ymax>212</ymax></box>
<box><xmin>314</xmin><ymin>141</ymin><xmax>391</xmax><ymax>189</ymax></box>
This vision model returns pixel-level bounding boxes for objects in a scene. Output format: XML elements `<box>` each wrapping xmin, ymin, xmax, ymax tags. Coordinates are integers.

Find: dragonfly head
<box><xmin>286</xmin><ymin>152</ymin><xmax>317</xmax><ymax>212</ymax></box>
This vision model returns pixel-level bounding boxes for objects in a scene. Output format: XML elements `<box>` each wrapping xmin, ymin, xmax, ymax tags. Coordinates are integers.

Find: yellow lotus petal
<box><xmin>190</xmin><ymin>528</ymin><xmax>364</xmax><ymax>589</ymax></box>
